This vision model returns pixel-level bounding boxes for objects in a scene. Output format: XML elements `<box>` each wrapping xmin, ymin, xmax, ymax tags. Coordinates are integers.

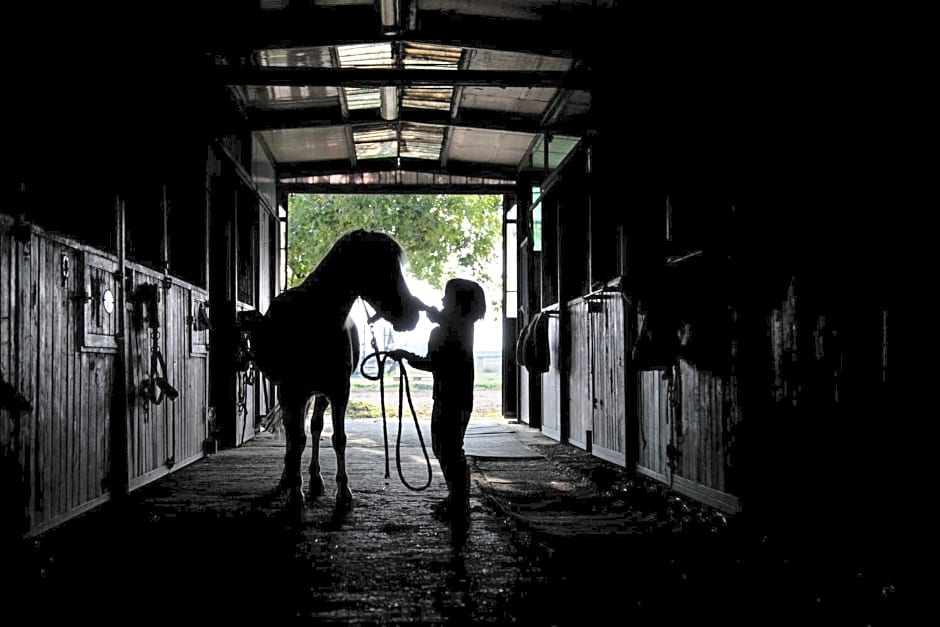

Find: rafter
<box><xmin>247</xmin><ymin>106</ymin><xmax>588</xmax><ymax>136</ymax></box>
<box><xmin>211</xmin><ymin>66</ymin><xmax>589</xmax><ymax>89</ymax></box>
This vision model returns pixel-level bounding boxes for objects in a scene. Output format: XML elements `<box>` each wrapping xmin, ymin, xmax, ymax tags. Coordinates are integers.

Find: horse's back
<box><xmin>253</xmin><ymin>291</ymin><xmax>359</xmax><ymax>395</ymax></box>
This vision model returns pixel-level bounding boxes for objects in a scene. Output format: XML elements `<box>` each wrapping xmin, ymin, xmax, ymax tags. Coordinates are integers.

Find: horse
<box><xmin>245</xmin><ymin>229</ymin><xmax>425</xmax><ymax>509</ymax></box>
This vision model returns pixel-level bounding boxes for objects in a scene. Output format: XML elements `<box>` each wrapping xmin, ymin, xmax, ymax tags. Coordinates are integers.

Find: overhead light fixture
<box><xmin>380</xmin><ymin>86</ymin><xmax>399</xmax><ymax>120</ymax></box>
<box><xmin>379</xmin><ymin>0</ymin><xmax>400</xmax><ymax>35</ymax></box>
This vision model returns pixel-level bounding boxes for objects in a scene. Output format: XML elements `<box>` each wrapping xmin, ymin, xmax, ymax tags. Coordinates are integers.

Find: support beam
<box><xmin>277</xmin><ymin>157</ymin><xmax>523</xmax><ymax>181</ymax></box>
<box><xmin>211</xmin><ymin>67</ymin><xmax>589</xmax><ymax>89</ymax></box>
<box><xmin>248</xmin><ymin>106</ymin><xmax>587</xmax><ymax>136</ymax></box>
<box><xmin>279</xmin><ymin>182</ymin><xmax>515</xmax><ymax>195</ymax></box>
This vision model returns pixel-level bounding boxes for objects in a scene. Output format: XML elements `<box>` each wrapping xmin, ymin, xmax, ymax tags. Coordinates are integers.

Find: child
<box><xmin>391</xmin><ymin>278</ymin><xmax>486</xmax><ymax>530</ymax></box>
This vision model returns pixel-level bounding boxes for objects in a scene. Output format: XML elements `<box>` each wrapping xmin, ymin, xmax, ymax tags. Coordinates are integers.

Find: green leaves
<box><xmin>286</xmin><ymin>193</ymin><xmax>502</xmax><ymax>298</ymax></box>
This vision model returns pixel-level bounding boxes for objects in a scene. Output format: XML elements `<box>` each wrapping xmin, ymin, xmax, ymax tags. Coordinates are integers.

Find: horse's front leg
<box><xmin>308</xmin><ymin>395</ymin><xmax>329</xmax><ymax>500</ymax></box>
<box><xmin>278</xmin><ymin>396</ymin><xmax>307</xmax><ymax>508</ymax></box>
<box><xmin>330</xmin><ymin>392</ymin><xmax>353</xmax><ymax>509</ymax></box>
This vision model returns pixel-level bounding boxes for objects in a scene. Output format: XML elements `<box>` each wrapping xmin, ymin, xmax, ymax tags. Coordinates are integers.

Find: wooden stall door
<box><xmin>540</xmin><ymin>313</ymin><xmax>562</xmax><ymax>441</ymax></box>
<box><xmin>590</xmin><ymin>293</ymin><xmax>628</xmax><ymax>466</ymax></box>
<box><xmin>126</xmin><ymin>266</ymin><xmax>208</xmax><ymax>491</ymax></box>
<box><xmin>567</xmin><ymin>299</ymin><xmax>592</xmax><ymax>449</ymax></box>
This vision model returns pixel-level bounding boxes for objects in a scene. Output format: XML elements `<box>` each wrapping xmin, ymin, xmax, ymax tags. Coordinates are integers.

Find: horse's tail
<box><xmin>261</xmin><ymin>403</ymin><xmax>285</xmax><ymax>434</ymax></box>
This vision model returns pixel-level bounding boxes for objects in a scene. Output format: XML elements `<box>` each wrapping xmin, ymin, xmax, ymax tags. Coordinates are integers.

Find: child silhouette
<box><xmin>391</xmin><ymin>278</ymin><xmax>486</xmax><ymax>532</ymax></box>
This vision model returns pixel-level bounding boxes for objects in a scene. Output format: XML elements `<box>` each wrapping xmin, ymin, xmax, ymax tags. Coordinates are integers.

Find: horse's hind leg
<box><xmin>278</xmin><ymin>392</ymin><xmax>307</xmax><ymax>508</ymax></box>
<box><xmin>330</xmin><ymin>394</ymin><xmax>353</xmax><ymax>509</ymax></box>
<box><xmin>308</xmin><ymin>395</ymin><xmax>329</xmax><ymax>499</ymax></box>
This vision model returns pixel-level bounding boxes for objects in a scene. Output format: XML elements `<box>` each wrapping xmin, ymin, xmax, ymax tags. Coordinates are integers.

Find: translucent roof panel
<box><xmin>242</xmin><ymin>85</ymin><xmax>339</xmax><ymax>110</ymax></box>
<box><xmin>354</xmin><ymin>125</ymin><xmax>398</xmax><ymax>160</ymax></box>
<box><xmin>256</xmin><ymin>46</ymin><xmax>334</xmax><ymax>68</ymax></box>
<box><xmin>402</xmin><ymin>42</ymin><xmax>463</xmax><ymax>68</ymax></box>
<box><xmin>336</xmin><ymin>42</ymin><xmax>394</xmax><ymax>68</ymax></box>
<box><xmin>400</xmin><ymin>123</ymin><xmax>446</xmax><ymax>160</ymax></box>
<box><xmin>459</xmin><ymin>86</ymin><xmax>559</xmax><ymax>116</ymax></box>
<box><xmin>258</xmin><ymin>127</ymin><xmax>350</xmax><ymax>163</ymax></box>
<box><xmin>447</xmin><ymin>128</ymin><xmax>536</xmax><ymax>166</ymax></box>
<box><xmin>344</xmin><ymin>87</ymin><xmax>381</xmax><ymax>110</ymax></box>
<box><xmin>402</xmin><ymin>86</ymin><xmax>454</xmax><ymax>111</ymax></box>
<box><xmin>530</xmin><ymin>134</ymin><xmax>580</xmax><ymax>170</ymax></box>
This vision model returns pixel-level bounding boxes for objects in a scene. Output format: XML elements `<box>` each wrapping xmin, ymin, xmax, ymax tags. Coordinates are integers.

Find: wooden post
<box><xmin>208</xmin><ymin>159</ymin><xmax>237</xmax><ymax>449</ymax></box>
<box><xmin>110</xmin><ymin>196</ymin><xmax>129</xmax><ymax>500</ymax></box>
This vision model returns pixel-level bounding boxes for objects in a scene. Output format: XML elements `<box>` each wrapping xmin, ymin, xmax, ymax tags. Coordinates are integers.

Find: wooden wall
<box><xmin>1</xmin><ymin>218</ymin><xmax>211</xmax><ymax>536</ymax></box>
<box><xmin>1</xmin><ymin>227</ymin><xmax>116</xmax><ymax>534</ymax></box>
<box><xmin>637</xmin><ymin>362</ymin><xmax>741</xmax><ymax>513</ymax></box>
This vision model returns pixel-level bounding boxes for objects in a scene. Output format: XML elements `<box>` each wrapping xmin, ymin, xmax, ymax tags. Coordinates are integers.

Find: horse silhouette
<box><xmin>245</xmin><ymin>229</ymin><xmax>425</xmax><ymax>509</ymax></box>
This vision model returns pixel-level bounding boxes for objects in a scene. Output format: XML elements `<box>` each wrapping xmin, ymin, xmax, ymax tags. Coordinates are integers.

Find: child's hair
<box><xmin>445</xmin><ymin>278</ymin><xmax>486</xmax><ymax>322</ymax></box>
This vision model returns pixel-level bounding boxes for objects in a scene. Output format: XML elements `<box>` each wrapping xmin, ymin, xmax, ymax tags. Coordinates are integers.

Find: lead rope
<box><xmin>358</xmin><ymin>302</ymin><xmax>432</xmax><ymax>491</ymax></box>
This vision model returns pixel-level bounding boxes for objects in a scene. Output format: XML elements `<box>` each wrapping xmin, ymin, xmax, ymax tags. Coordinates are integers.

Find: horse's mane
<box><xmin>302</xmin><ymin>229</ymin><xmax>406</xmax><ymax>285</ymax></box>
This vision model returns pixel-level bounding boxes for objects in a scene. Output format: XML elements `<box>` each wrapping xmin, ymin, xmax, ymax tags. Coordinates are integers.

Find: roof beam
<box><xmin>247</xmin><ymin>106</ymin><xmax>587</xmax><ymax>136</ymax></box>
<box><xmin>211</xmin><ymin>67</ymin><xmax>589</xmax><ymax>89</ymax></box>
<box><xmin>277</xmin><ymin>157</ymin><xmax>521</xmax><ymax>181</ymax></box>
<box><xmin>279</xmin><ymin>182</ymin><xmax>516</xmax><ymax>195</ymax></box>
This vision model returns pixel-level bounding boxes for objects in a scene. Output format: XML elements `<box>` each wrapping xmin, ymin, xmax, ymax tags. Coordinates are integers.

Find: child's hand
<box><xmin>425</xmin><ymin>306</ymin><xmax>442</xmax><ymax>323</ymax></box>
<box><xmin>388</xmin><ymin>349</ymin><xmax>410</xmax><ymax>361</ymax></box>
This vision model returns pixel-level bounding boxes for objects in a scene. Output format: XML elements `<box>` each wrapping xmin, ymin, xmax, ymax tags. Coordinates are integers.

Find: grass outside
<box><xmin>344</xmin><ymin>372</ymin><xmax>503</xmax><ymax>419</ymax></box>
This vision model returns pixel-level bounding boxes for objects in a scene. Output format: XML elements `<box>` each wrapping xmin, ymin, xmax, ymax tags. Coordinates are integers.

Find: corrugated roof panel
<box><xmin>259</xmin><ymin>127</ymin><xmax>350</xmax><ymax>163</ymax></box>
<box><xmin>447</xmin><ymin>128</ymin><xmax>535</xmax><ymax>166</ymax></box>
<box><xmin>402</xmin><ymin>42</ymin><xmax>463</xmax><ymax>68</ymax></box>
<box><xmin>400</xmin><ymin>123</ymin><xmax>445</xmax><ymax>159</ymax></box>
<box><xmin>459</xmin><ymin>86</ymin><xmax>557</xmax><ymax>116</ymax></box>
<box><xmin>354</xmin><ymin>125</ymin><xmax>398</xmax><ymax>160</ymax></box>
<box><xmin>465</xmin><ymin>48</ymin><xmax>572</xmax><ymax>72</ymax></box>
<box><xmin>402</xmin><ymin>86</ymin><xmax>454</xmax><ymax>111</ymax></box>
<box><xmin>353</xmin><ymin>126</ymin><xmax>397</xmax><ymax>143</ymax></box>
<box><xmin>280</xmin><ymin>171</ymin><xmax>513</xmax><ymax>186</ymax></box>
<box><xmin>344</xmin><ymin>87</ymin><xmax>381</xmax><ymax>110</ymax></box>
<box><xmin>336</xmin><ymin>42</ymin><xmax>394</xmax><ymax>68</ymax></box>
<box><xmin>355</xmin><ymin>141</ymin><xmax>398</xmax><ymax>160</ymax></box>
<box><xmin>242</xmin><ymin>85</ymin><xmax>339</xmax><ymax>110</ymax></box>
<box><xmin>256</xmin><ymin>46</ymin><xmax>334</xmax><ymax>68</ymax></box>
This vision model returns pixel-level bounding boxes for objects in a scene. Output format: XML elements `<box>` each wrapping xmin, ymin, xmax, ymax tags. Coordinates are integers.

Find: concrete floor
<box><xmin>8</xmin><ymin>417</ymin><xmax>910</xmax><ymax>625</ymax></box>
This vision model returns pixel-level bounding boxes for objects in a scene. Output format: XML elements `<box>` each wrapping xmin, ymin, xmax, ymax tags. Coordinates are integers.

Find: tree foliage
<box><xmin>287</xmin><ymin>194</ymin><xmax>503</xmax><ymax>296</ymax></box>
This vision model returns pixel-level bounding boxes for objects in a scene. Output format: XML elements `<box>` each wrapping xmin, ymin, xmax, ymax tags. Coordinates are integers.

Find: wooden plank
<box><xmin>1</xmin><ymin>232</ymin><xmax>10</xmax><ymax>449</ymax></box>
<box><xmin>37</xmin><ymin>237</ymin><xmax>50</xmax><ymax>524</ymax></box>
<box><xmin>97</xmin><ymin>354</ymin><xmax>109</xmax><ymax>497</ymax></box>
<box><xmin>68</xmin><ymin>249</ymin><xmax>78</xmax><ymax>511</ymax></box>
<box><xmin>54</xmin><ymin>244</ymin><xmax>68</xmax><ymax>517</ymax></box>
<box><xmin>21</xmin><ymin>233</ymin><xmax>38</xmax><ymax>528</ymax></box>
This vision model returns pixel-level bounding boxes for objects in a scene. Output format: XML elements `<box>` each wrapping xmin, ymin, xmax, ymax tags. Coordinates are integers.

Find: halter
<box><xmin>359</xmin><ymin>299</ymin><xmax>432</xmax><ymax>491</ymax></box>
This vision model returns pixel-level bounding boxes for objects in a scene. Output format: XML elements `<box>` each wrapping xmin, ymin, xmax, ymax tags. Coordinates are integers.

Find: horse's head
<box><xmin>337</xmin><ymin>230</ymin><xmax>423</xmax><ymax>332</ymax></box>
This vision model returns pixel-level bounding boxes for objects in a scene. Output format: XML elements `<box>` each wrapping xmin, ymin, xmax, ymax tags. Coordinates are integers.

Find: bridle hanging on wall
<box><xmin>134</xmin><ymin>283</ymin><xmax>179</xmax><ymax>409</ymax></box>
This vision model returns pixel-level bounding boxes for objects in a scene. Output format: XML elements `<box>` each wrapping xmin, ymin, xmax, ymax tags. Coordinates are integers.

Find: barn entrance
<box><xmin>280</xmin><ymin>192</ymin><xmax>512</xmax><ymax>422</ymax></box>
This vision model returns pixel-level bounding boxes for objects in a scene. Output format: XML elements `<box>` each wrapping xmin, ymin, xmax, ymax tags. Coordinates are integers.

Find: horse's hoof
<box><xmin>308</xmin><ymin>476</ymin><xmax>325</xmax><ymax>499</ymax></box>
<box><xmin>336</xmin><ymin>489</ymin><xmax>353</xmax><ymax>511</ymax></box>
<box><xmin>285</xmin><ymin>487</ymin><xmax>306</xmax><ymax>509</ymax></box>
